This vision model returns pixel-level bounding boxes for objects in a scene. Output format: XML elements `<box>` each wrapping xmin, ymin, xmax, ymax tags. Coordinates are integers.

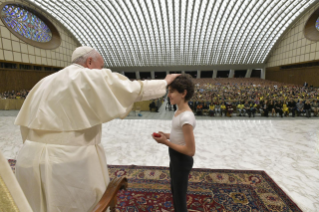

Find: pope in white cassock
<box><xmin>14</xmin><ymin>46</ymin><xmax>179</xmax><ymax>212</ymax></box>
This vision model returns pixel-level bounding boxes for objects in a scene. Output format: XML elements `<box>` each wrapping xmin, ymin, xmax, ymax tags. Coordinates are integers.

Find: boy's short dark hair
<box><xmin>168</xmin><ymin>74</ymin><xmax>194</xmax><ymax>101</ymax></box>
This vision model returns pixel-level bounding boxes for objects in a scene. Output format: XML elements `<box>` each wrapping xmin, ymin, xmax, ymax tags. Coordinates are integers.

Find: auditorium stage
<box><xmin>0</xmin><ymin>110</ymin><xmax>318</xmax><ymax>211</ymax></box>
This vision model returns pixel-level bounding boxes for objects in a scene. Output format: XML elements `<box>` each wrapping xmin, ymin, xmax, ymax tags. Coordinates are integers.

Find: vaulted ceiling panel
<box><xmin>28</xmin><ymin>0</ymin><xmax>316</xmax><ymax>67</ymax></box>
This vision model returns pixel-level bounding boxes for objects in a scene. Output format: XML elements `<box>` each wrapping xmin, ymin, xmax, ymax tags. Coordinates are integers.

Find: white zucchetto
<box><xmin>71</xmin><ymin>46</ymin><xmax>94</xmax><ymax>62</ymax></box>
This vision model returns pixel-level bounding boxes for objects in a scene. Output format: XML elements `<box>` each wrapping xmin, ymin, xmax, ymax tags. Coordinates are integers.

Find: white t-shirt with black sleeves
<box><xmin>170</xmin><ymin>111</ymin><xmax>196</xmax><ymax>146</ymax></box>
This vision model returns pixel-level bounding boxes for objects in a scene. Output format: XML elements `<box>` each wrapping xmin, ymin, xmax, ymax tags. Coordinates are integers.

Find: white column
<box><xmin>136</xmin><ymin>71</ymin><xmax>140</xmax><ymax>80</ymax></box>
<box><xmin>261</xmin><ymin>68</ymin><xmax>266</xmax><ymax>79</ymax></box>
<box><xmin>213</xmin><ymin>70</ymin><xmax>217</xmax><ymax>78</ymax></box>
<box><xmin>229</xmin><ymin>69</ymin><xmax>235</xmax><ymax>78</ymax></box>
<box><xmin>182</xmin><ymin>70</ymin><xmax>185</xmax><ymax>74</ymax></box>
<box><xmin>151</xmin><ymin>71</ymin><xmax>155</xmax><ymax>79</ymax></box>
<box><xmin>121</xmin><ymin>71</ymin><xmax>125</xmax><ymax>75</ymax></box>
<box><xmin>166</xmin><ymin>71</ymin><xmax>169</xmax><ymax>75</ymax></box>
<box><xmin>197</xmin><ymin>70</ymin><xmax>201</xmax><ymax>79</ymax></box>
<box><xmin>245</xmin><ymin>69</ymin><xmax>252</xmax><ymax>78</ymax></box>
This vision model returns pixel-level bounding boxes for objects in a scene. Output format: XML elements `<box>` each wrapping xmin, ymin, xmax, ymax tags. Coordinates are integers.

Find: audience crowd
<box><xmin>185</xmin><ymin>78</ymin><xmax>319</xmax><ymax>118</ymax></box>
<box><xmin>2</xmin><ymin>78</ymin><xmax>319</xmax><ymax>119</ymax></box>
<box><xmin>0</xmin><ymin>89</ymin><xmax>29</xmax><ymax>100</ymax></box>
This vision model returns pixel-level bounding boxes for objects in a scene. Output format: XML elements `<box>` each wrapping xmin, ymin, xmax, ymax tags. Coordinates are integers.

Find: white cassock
<box><xmin>14</xmin><ymin>63</ymin><xmax>167</xmax><ymax>212</ymax></box>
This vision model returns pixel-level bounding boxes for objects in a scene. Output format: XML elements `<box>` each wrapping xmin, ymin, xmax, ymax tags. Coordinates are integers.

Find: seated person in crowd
<box><xmin>262</xmin><ymin>100</ymin><xmax>269</xmax><ymax>117</ymax></box>
<box><xmin>282</xmin><ymin>101</ymin><xmax>289</xmax><ymax>117</ymax></box>
<box><xmin>149</xmin><ymin>100</ymin><xmax>158</xmax><ymax>112</ymax></box>
<box><xmin>312</xmin><ymin>99</ymin><xmax>318</xmax><ymax>117</ymax></box>
<box><xmin>16</xmin><ymin>92</ymin><xmax>21</xmax><ymax>99</ymax></box>
<box><xmin>269</xmin><ymin>100</ymin><xmax>276</xmax><ymax>117</ymax></box>
<box><xmin>250</xmin><ymin>101</ymin><xmax>257</xmax><ymax>117</ymax></box>
<box><xmin>259</xmin><ymin>100</ymin><xmax>264</xmax><ymax>115</ymax></box>
<box><xmin>203</xmin><ymin>102</ymin><xmax>209</xmax><ymax>110</ymax></box>
<box><xmin>220</xmin><ymin>101</ymin><xmax>226</xmax><ymax>117</ymax></box>
<box><xmin>296</xmin><ymin>100</ymin><xmax>305</xmax><ymax>116</ymax></box>
<box><xmin>215</xmin><ymin>101</ymin><xmax>221</xmax><ymax>116</ymax></box>
<box><xmin>196</xmin><ymin>102</ymin><xmax>203</xmax><ymax>115</ymax></box>
<box><xmin>226</xmin><ymin>101</ymin><xmax>233</xmax><ymax>117</ymax></box>
<box><xmin>288</xmin><ymin>99</ymin><xmax>296</xmax><ymax>117</ymax></box>
<box><xmin>206</xmin><ymin>101</ymin><xmax>211</xmax><ymax>108</ymax></box>
<box><xmin>275</xmin><ymin>100</ymin><xmax>283</xmax><ymax>118</ymax></box>
<box><xmin>244</xmin><ymin>101</ymin><xmax>251</xmax><ymax>117</ymax></box>
<box><xmin>202</xmin><ymin>102</ymin><xmax>209</xmax><ymax>115</ymax></box>
<box><xmin>194</xmin><ymin>99</ymin><xmax>199</xmax><ymax>111</ymax></box>
<box><xmin>209</xmin><ymin>102</ymin><xmax>215</xmax><ymax>116</ymax></box>
<box><xmin>237</xmin><ymin>102</ymin><xmax>245</xmax><ymax>117</ymax></box>
<box><xmin>304</xmin><ymin>100</ymin><xmax>311</xmax><ymax>118</ymax></box>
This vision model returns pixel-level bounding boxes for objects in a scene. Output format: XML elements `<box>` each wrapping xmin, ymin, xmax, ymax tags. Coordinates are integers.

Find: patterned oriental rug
<box><xmin>8</xmin><ymin>160</ymin><xmax>301</xmax><ymax>212</ymax></box>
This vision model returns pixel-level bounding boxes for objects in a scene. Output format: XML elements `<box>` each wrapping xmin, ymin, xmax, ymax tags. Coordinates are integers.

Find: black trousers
<box><xmin>276</xmin><ymin>109</ymin><xmax>283</xmax><ymax>117</ymax></box>
<box><xmin>305</xmin><ymin>109</ymin><xmax>311</xmax><ymax>117</ymax></box>
<box><xmin>246</xmin><ymin>109</ymin><xmax>252</xmax><ymax>117</ymax></box>
<box><xmin>289</xmin><ymin>107</ymin><xmax>296</xmax><ymax>116</ymax></box>
<box><xmin>263</xmin><ymin>109</ymin><xmax>268</xmax><ymax>117</ymax></box>
<box><xmin>169</xmin><ymin>148</ymin><xmax>193</xmax><ymax>212</ymax></box>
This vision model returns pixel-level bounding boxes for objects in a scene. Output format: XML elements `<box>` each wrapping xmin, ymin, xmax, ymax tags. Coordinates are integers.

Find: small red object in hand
<box><xmin>153</xmin><ymin>132</ymin><xmax>161</xmax><ymax>138</ymax></box>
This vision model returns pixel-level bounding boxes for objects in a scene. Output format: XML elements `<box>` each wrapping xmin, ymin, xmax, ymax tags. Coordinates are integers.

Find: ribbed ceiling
<box><xmin>28</xmin><ymin>0</ymin><xmax>316</xmax><ymax>67</ymax></box>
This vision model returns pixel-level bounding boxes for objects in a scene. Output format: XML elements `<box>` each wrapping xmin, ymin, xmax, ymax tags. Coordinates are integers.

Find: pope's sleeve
<box><xmin>102</xmin><ymin>69</ymin><xmax>167</xmax><ymax>102</ymax></box>
<box><xmin>86</xmin><ymin>69</ymin><xmax>167</xmax><ymax>121</ymax></box>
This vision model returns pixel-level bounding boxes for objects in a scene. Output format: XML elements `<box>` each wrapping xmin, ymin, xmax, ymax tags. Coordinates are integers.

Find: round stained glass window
<box><xmin>316</xmin><ymin>17</ymin><xmax>319</xmax><ymax>32</ymax></box>
<box><xmin>1</xmin><ymin>4</ymin><xmax>52</xmax><ymax>42</ymax></box>
<box><xmin>304</xmin><ymin>6</ymin><xmax>319</xmax><ymax>42</ymax></box>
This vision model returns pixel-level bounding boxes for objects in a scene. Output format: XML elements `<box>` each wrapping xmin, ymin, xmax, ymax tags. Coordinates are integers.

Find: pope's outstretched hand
<box><xmin>165</xmin><ymin>74</ymin><xmax>181</xmax><ymax>85</ymax></box>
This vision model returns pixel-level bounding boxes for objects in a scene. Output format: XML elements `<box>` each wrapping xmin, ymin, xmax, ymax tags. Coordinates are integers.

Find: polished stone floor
<box><xmin>1</xmin><ymin>105</ymin><xmax>319</xmax><ymax>212</ymax></box>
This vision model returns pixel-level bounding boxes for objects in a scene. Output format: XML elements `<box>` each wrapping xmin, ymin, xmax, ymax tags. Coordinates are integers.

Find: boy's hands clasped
<box><xmin>159</xmin><ymin>131</ymin><xmax>169</xmax><ymax>139</ymax></box>
<box><xmin>152</xmin><ymin>131</ymin><xmax>168</xmax><ymax>145</ymax></box>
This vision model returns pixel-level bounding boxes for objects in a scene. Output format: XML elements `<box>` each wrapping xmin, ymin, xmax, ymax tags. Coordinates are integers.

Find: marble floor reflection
<box><xmin>1</xmin><ymin>110</ymin><xmax>319</xmax><ymax>211</ymax></box>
